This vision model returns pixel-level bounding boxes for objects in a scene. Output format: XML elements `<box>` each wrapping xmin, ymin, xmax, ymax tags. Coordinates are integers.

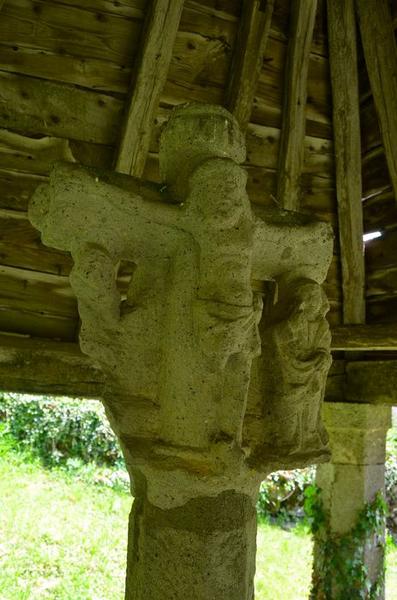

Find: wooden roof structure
<box><xmin>1</xmin><ymin>0</ymin><xmax>397</xmax><ymax>398</ymax></box>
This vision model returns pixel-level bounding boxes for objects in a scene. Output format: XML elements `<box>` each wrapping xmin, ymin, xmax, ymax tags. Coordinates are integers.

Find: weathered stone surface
<box><xmin>30</xmin><ymin>103</ymin><xmax>334</xmax><ymax>599</ymax></box>
<box><xmin>317</xmin><ymin>463</ymin><xmax>386</xmax><ymax>533</ymax></box>
<box><xmin>323</xmin><ymin>402</ymin><xmax>391</xmax><ymax>465</ymax></box>
<box><xmin>247</xmin><ymin>275</ymin><xmax>332</xmax><ymax>470</ymax></box>
<box><xmin>313</xmin><ymin>402</ymin><xmax>392</xmax><ymax>599</ymax></box>
<box><xmin>125</xmin><ymin>488</ymin><xmax>257</xmax><ymax>600</ymax></box>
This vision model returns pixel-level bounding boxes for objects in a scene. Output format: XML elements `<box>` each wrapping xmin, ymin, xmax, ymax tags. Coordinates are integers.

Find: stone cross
<box><xmin>30</xmin><ymin>104</ymin><xmax>333</xmax><ymax>600</ymax></box>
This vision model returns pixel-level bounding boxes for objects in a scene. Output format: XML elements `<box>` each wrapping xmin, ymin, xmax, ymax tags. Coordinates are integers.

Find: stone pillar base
<box><xmin>125</xmin><ymin>489</ymin><xmax>257</xmax><ymax>600</ymax></box>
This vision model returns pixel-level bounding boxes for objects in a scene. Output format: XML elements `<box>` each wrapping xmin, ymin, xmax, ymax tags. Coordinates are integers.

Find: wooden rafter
<box><xmin>0</xmin><ymin>334</ymin><xmax>104</xmax><ymax>397</ymax></box>
<box><xmin>331</xmin><ymin>323</ymin><xmax>397</xmax><ymax>351</ymax></box>
<box><xmin>225</xmin><ymin>0</ymin><xmax>275</xmax><ymax>131</ymax></box>
<box><xmin>356</xmin><ymin>0</ymin><xmax>397</xmax><ymax>203</ymax></box>
<box><xmin>1</xmin><ymin>332</ymin><xmax>397</xmax><ymax>403</ymax></box>
<box><xmin>115</xmin><ymin>0</ymin><xmax>185</xmax><ymax>177</ymax></box>
<box><xmin>327</xmin><ymin>0</ymin><xmax>365</xmax><ymax>324</ymax></box>
<box><xmin>276</xmin><ymin>0</ymin><xmax>317</xmax><ymax>211</ymax></box>
<box><xmin>346</xmin><ymin>361</ymin><xmax>397</xmax><ymax>405</ymax></box>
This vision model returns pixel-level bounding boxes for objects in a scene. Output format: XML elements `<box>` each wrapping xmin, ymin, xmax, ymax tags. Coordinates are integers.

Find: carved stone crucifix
<box><xmin>30</xmin><ymin>104</ymin><xmax>333</xmax><ymax>600</ymax></box>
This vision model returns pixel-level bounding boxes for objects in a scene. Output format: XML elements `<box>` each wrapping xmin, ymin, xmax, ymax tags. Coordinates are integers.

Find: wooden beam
<box><xmin>356</xmin><ymin>0</ymin><xmax>397</xmax><ymax>203</ymax></box>
<box><xmin>327</xmin><ymin>0</ymin><xmax>365</xmax><ymax>324</ymax></box>
<box><xmin>0</xmin><ymin>334</ymin><xmax>104</xmax><ymax>397</ymax></box>
<box><xmin>0</xmin><ymin>333</ymin><xmax>396</xmax><ymax>399</ymax></box>
<box><xmin>225</xmin><ymin>0</ymin><xmax>275</xmax><ymax>131</ymax></box>
<box><xmin>345</xmin><ymin>361</ymin><xmax>397</xmax><ymax>404</ymax></box>
<box><xmin>331</xmin><ymin>323</ymin><xmax>397</xmax><ymax>351</ymax></box>
<box><xmin>115</xmin><ymin>0</ymin><xmax>185</xmax><ymax>177</ymax></box>
<box><xmin>276</xmin><ymin>0</ymin><xmax>318</xmax><ymax>211</ymax></box>
<box><xmin>0</xmin><ymin>72</ymin><xmax>123</xmax><ymax>145</ymax></box>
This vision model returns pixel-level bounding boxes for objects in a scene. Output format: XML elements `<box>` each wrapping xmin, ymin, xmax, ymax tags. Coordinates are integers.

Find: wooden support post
<box><xmin>225</xmin><ymin>0</ymin><xmax>274</xmax><ymax>131</ymax></box>
<box><xmin>276</xmin><ymin>0</ymin><xmax>317</xmax><ymax>211</ymax></box>
<box><xmin>115</xmin><ymin>0</ymin><xmax>184</xmax><ymax>177</ymax></box>
<box><xmin>327</xmin><ymin>0</ymin><xmax>365</xmax><ymax>324</ymax></box>
<box><xmin>356</xmin><ymin>0</ymin><xmax>397</xmax><ymax>203</ymax></box>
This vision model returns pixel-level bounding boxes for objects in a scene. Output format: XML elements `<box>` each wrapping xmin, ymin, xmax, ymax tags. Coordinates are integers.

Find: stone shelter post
<box><xmin>312</xmin><ymin>403</ymin><xmax>392</xmax><ymax>598</ymax></box>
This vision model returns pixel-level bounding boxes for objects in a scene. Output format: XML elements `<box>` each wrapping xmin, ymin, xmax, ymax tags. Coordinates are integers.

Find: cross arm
<box><xmin>252</xmin><ymin>205</ymin><xmax>334</xmax><ymax>284</ymax></box>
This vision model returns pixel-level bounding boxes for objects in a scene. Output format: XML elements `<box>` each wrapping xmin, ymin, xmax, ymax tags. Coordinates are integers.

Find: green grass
<box><xmin>0</xmin><ymin>435</ymin><xmax>397</xmax><ymax>599</ymax></box>
<box><xmin>0</xmin><ymin>436</ymin><xmax>130</xmax><ymax>599</ymax></box>
<box><xmin>255</xmin><ymin>521</ymin><xmax>313</xmax><ymax>599</ymax></box>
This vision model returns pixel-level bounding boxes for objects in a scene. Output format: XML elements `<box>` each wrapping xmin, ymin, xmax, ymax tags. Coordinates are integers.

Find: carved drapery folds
<box><xmin>29</xmin><ymin>103</ymin><xmax>334</xmax><ymax>504</ymax></box>
<box><xmin>247</xmin><ymin>275</ymin><xmax>332</xmax><ymax>470</ymax></box>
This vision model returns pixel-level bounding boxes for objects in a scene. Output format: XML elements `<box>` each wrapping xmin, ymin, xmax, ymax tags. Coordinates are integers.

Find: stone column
<box><xmin>29</xmin><ymin>103</ymin><xmax>333</xmax><ymax>600</ymax></box>
<box><xmin>312</xmin><ymin>403</ymin><xmax>392</xmax><ymax>599</ymax></box>
<box><xmin>125</xmin><ymin>484</ymin><xmax>258</xmax><ymax>600</ymax></box>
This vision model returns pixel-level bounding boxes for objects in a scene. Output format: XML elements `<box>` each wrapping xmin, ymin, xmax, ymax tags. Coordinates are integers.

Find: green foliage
<box><xmin>0</xmin><ymin>394</ymin><xmax>124</xmax><ymax>468</ymax></box>
<box><xmin>386</xmin><ymin>429</ymin><xmax>397</xmax><ymax>542</ymax></box>
<box><xmin>307</xmin><ymin>486</ymin><xmax>388</xmax><ymax>600</ymax></box>
<box><xmin>257</xmin><ymin>468</ymin><xmax>315</xmax><ymax>525</ymax></box>
<box><xmin>257</xmin><ymin>428</ymin><xmax>397</xmax><ymax>537</ymax></box>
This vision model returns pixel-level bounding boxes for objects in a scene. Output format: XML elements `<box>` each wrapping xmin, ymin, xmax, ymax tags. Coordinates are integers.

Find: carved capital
<box><xmin>30</xmin><ymin>103</ymin><xmax>334</xmax><ymax>504</ymax></box>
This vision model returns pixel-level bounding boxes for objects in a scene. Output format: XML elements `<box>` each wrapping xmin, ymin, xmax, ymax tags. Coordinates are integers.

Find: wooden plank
<box><xmin>0</xmin><ymin>6</ymin><xmax>234</xmax><ymax>94</ymax></box>
<box><xmin>276</xmin><ymin>0</ymin><xmax>318</xmax><ymax>210</ymax></box>
<box><xmin>252</xmin><ymin>33</ymin><xmax>332</xmax><ymax>138</ymax></box>
<box><xmin>345</xmin><ymin>361</ymin><xmax>397</xmax><ymax>404</ymax></box>
<box><xmin>2</xmin><ymin>333</ymin><xmax>397</xmax><ymax>403</ymax></box>
<box><xmin>0</xmin><ymin>266</ymin><xmax>76</xmax><ymax>318</ymax></box>
<box><xmin>0</xmin><ymin>71</ymin><xmax>123</xmax><ymax>144</ymax></box>
<box><xmin>360</xmin><ymin>100</ymin><xmax>382</xmax><ymax>156</ymax></box>
<box><xmin>0</xmin><ymin>129</ymin><xmax>75</xmax><ymax>175</ymax></box>
<box><xmin>1</xmin><ymin>0</ymin><xmax>143</xmax><ymax>64</ymax></box>
<box><xmin>0</xmin><ymin>217</ymin><xmax>73</xmax><ymax>275</ymax></box>
<box><xmin>225</xmin><ymin>0</ymin><xmax>275</xmax><ymax>130</ymax></box>
<box><xmin>366</xmin><ymin>266</ymin><xmax>397</xmax><ymax>299</ymax></box>
<box><xmin>38</xmin><ymin>0</ymin><xmax>145</xmax><ymax>19</ymax></box>
<box><xmin>362</xmin><ymin>147</ymin><xmax>392</xmax><ymax>202</ymax></box>
<box><xmin>331</xmin><ymin>324</ymin><xmax>397</xmax><ymax>351</ymax></box>
<box><xmin>161</xmin><ymin>33</ymin><xmax>332</xmax><ymax>139</ymax></box>
<box><xmin>115</xmin><ymin>0</ymin><xmax>185</xmax><ymax>177</ymax></box>
<box><xmin>246</xmin><ymin>123</ymin><xmax>333</xmax><ymax>175</ymax></box>
<box><xmin>364</xmin><ymin>191</ymin><xmax>397</xmax><ymax>232</ymax></box>
<box><xmin>0</xmin><ymin>334</ymin><xmax>104</xmax><ymax>397</ymax></box>
<box><xmin>366</xmin><ymin>229</ymin><xmax>397</xmax><ymax>271</ymax></box>
<box><xmin>271</xmin><ymin>0</ymin><xmax>328</xmax><ymax>58</ymax></box>
<box><xmin>0</xmin><ymin>45</ymin><xmax>132</xmax><ymax>94</ymax></box>
<box><xmin>356</xmin><ymin>0</ymin><xmax>397</xmax><ymax>203</ymax></box>
<box><xmin>0</xmin><ymin>309</ymin><xmax>77</xmax><ymax>341</ymax></box>
<box><xmin>327</xmin><ymin>0</ymin><xmax>364</xmax><ymax>324</ymax></box>
<box><xmin>0</xmin><ymin>169</ymin><xmax>46</xmax><ymax>211</ymax></box>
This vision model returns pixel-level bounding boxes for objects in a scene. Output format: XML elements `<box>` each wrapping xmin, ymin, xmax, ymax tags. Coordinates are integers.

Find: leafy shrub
<box><xmin>0</xmin><ymin>394</ymin><xmax>124</xmax><ymax>468</ymax></box>
<box><xmin>386</xmin><ymin>429</ymin><xmax>397</xmax><ymax>541</ymax></box>
<box><xmin>258</xmin><ymin>428</ymin><xmax>397</xmax><ymax>533</ymax></box>
<box><xmin>257</xmin><ymin>467</ymin><xmax>315</xmax><ymax>526</ymax></box>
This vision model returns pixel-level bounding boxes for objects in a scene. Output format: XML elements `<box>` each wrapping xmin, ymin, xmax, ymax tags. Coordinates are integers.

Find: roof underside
<box><xmin>0</xmin><ymin>0</ymin><xmax>396</xmax><ymax>352</ymax></box>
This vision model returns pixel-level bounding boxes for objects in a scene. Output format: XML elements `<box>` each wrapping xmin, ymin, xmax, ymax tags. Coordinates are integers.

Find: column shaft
<box><xmin>312</xmin><ymin>403</ymin><xmax>391</xmax><ymax>599</ymax></box>
<box><xmin>125</xmin><ymin>489</ymin><xmax>257</xmax><ymax>600</ymax></box>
